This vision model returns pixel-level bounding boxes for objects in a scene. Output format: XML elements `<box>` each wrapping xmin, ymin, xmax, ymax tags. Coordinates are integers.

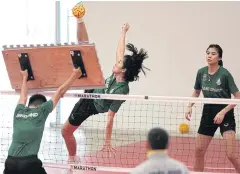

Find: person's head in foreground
<box><xmin>146</xmin><ymin>127</ymin><xmax>169</xmax><ymax>154</ymax></box>
<box><xmin>130</xmin><ymin>127</ymin><xmax>189</xmax><ymax>174</ymax></box>
<box><xmin>112</xmin><ymin>43</ymin><xmax>149</xmax><ymax>82</ymax></box>
<box><xmin>206</xmin><ymin>44</ymin><xmax>223</xmax><ymax>67</ymax></box>
<box><xmin>28</xmin><ymin>94</ymin><xmax>47</xmax><ymax>108</ymax></box>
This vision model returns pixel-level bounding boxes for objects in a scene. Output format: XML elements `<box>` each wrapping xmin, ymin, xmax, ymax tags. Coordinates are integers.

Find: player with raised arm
<box><xmin>61</xmin><ymin>3</ymin><xmax>149</xmax><ymax>163</ymax></box>
<box><xmin>185</xmin><ymin>44</ymin><xmax>240</xmax><ymax>173</ymax></box>
<box><xmin>4</xmin><ymin>67</ymin><xmax>81</xmax><ymax>174</ymax></box>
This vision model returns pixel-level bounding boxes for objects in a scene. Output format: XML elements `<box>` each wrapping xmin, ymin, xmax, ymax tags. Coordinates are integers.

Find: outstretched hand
<box><xmin>100</xmin><ymin>144</ymin><xmax>117</xmax><ymax>157</ymax></box>
<box><xmin>122</xmin><ymin>23</ymin><xmax>130</xmax><ymax>33</ymax></box>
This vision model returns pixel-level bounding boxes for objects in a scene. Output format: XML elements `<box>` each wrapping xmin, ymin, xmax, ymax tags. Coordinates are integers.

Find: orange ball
<box><xmin>72</xmin><ymin>4</ymin><xmax>85</xmax><ymax>18</ymax></box>
<box><xmin>179</xmin><ymin>123</ymin><xmax>190</xmax><ymax>134</ymax></box>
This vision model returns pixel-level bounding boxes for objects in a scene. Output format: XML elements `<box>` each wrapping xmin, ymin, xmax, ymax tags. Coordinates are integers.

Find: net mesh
<box><xmin>0</xmin><ymin>92</ymin><xmax>239</xmax><ymax>173</ymax></box>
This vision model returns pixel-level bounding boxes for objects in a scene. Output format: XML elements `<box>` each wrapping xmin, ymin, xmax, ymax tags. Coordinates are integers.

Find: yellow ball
<box><xmin>72</xmin><ymin>4</ymin><xmax>85</xmax><ymax>18</ymax></box>
<box><xmin>179</xmin><ymin>123</ymin><xmax>190</xmax><ymax>134</ymax></box>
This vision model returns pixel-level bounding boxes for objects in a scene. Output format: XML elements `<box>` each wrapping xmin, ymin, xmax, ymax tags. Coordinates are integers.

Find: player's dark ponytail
<box><xmin>218</xmin><ymin>59</ymin><xmax>223</xmax><ymax>66</ymax></box>
<box><xmin>123</xmin><ymin>43</ymin><xmax>150</xmax><ymax>82</ymax></box>
<box><xmin>207</xmin><ymin>44</ymin><xmax>223</xmax><ymax>67</ymax></box>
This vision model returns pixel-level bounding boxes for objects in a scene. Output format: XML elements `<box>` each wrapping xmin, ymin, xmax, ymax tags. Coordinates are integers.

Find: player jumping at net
<box><xmin>130</xmin><ymin>127</ymin><xmax>189</xmax><ymax>174</ymax></box>
<box><xmin>185</xmin><ymin>44</ymin><xmax>240</xmax><ymax>173</ymax></box>
<box><xmin>4</xmin><ymin>67</ymin><xmax>82</xmax><ymax>174</ymax></box>
<box><xmin>61</xmin><ymin>4</ymin><xmax>149</xmax><ymax>163</ymax></box>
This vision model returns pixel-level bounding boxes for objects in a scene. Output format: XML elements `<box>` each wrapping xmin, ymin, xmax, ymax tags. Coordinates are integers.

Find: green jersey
<box><xmin>194</xmin><ymin>66</ymin><xmax>239</xmax><ymax>98</ymax></box>
<box><xmin>8</xmin><ymin>100</ymin><xmax>53</xmax><ymax>157</ymax></box>
<box><xmin>93</xmin><ymin>74</ymin><xmax>129</xmax><ymax>113</ymax></box>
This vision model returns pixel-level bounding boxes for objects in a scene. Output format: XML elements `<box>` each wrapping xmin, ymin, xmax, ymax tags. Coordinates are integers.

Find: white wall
<box><xmin>65</xmin><ymin>1</ymin><xmax>240</xmax><ymax>96</ymax></box>
<box><xmin>0</xmin><ymin>0</ymin><xmax>57</xmax><ymax>127</ymax></box>
<box><xmin>59</xmin><ymin>1</ymin><xmax>240</xmax><ymax>138</ymax></box>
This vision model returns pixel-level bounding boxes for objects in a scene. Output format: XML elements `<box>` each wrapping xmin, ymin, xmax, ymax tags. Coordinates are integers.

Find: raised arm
<box><xmin>51</xmin><ymin>68</ymin><xmax>82</xmax><ymax>109</ymax></box>
<box><xmin>18</xmin><ymin>70</ymin><xmax>28</xmax><ymax>105</ymax></box>
<box><xmin>77</xmin><ymin>18</ymin><xmax>89</xmax><ymax>42</ymax></box>
<box><xmin>116</xmin><ymin>23</ymin><xmax>130</xmax><ymax>64</ymax></box>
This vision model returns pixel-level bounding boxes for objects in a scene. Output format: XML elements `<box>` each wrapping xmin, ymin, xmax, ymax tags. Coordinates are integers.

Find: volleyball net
<box><xmin>0</xmin><ymin>91</ymin><xmax>240</xmax><ymax>173</ymax></box>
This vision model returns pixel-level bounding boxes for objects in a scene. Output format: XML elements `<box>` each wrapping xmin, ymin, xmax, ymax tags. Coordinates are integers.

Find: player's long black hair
<box><xmin>123</xmin><ymin>43</ymin><xmax>149</xmax><ymax>82</ymax></box>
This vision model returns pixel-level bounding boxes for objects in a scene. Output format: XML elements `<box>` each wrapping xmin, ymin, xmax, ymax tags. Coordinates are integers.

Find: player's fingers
<box><xmin>110</xmin><ymin>147</ymin><xmax>116</xmax><ymax>152</ymax></box>
<box><xmin>185</xmin><ymin>113</ymin><xmax>190</xmax><ymax>121</ymax></box>
<box><xmin>107</xmin><ymin>151</ymin><xmax>110</xmax><ymax>157</ymax></box>
<box><xmin>213</xmin><ymin>117</ymin><xmax>216</xmax><ymax>123</ymax></box>
<box><xmin>111</xmin><ymin>151</ymin><xmax>116</xmax><ymax>156</ymax></box>
<box><xmin>106</xmin><ymin>147</ymin><xmax>115</xmax><ymax>156</ymax></box>
<box><xmin>111</xmin><ymin>148</ymin><xmax>117</xmax><ymax>155</ymax></box>
<box><xmin>214</xmin><ymin>117</ymin><xmax>219</xmax><ymax>124</ymax></box>
<box><xmin>107</xmin><ymin>149</ymin><xmax>112</xmax><ymax>157</ymax></box>
<box><xmin>188</xmin><ymin>113</ymin><xmax>191</xmax><ymax>120</ymax></box>
<box><xmin>100</xmin><ymin>147</ymin><xmax>106</xmax><ymax>152</ymax></box>
<box><xmin>218</xmin><ymin>118</ymin><xmax>222</xmax><ymax>124</ymax></box>
<box><xmin>103</xmin><ymin>148</ymin><xmax>109</xmax><ymax>156</ymax></box>
<box><xmin>108</xmin><ymin>149</ymin><xmax>116</xmax><ymax>156</ymax></box>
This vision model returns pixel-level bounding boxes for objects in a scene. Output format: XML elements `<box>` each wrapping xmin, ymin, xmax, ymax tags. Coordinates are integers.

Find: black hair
<box><xmin>206</xmin><ymin>44</ymin><xmax>223</xmax><ymax>66</ymax></box>
<box><xmin>147</xmin><ymin>127</ymin><xmax>169</xmax><ymax>150</ymax></box>
<box><xmin>123</xmin><ymin>43</ymin><xmax>149</xmax><ymax>82</ymax></box>
<box><xmin>28</xmin><ymin>94</ymin><xmax>47</xmax><ymax>106</ymax></box>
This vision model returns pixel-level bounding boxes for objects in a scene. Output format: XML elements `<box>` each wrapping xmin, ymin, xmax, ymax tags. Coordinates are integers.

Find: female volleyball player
<box><xmin>61</xmin><ymin>11</ymin><xmax>149</xmax><ymax>163</ymax></box>
<box><xmin>4</xmin><ymin>67</ymin><xmax>81</xmax><ymax>174</ymax></box>
<box><xmin>185</xmin><ymin>44</ymin><xmax>240</xmax><ymax>172</ymax></box>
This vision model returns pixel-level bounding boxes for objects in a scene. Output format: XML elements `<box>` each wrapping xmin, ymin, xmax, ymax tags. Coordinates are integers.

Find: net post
<box><xmin>52</xmin><ymin>0</ymin><xmax>62</xmax><ymax>128</ymax></box>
